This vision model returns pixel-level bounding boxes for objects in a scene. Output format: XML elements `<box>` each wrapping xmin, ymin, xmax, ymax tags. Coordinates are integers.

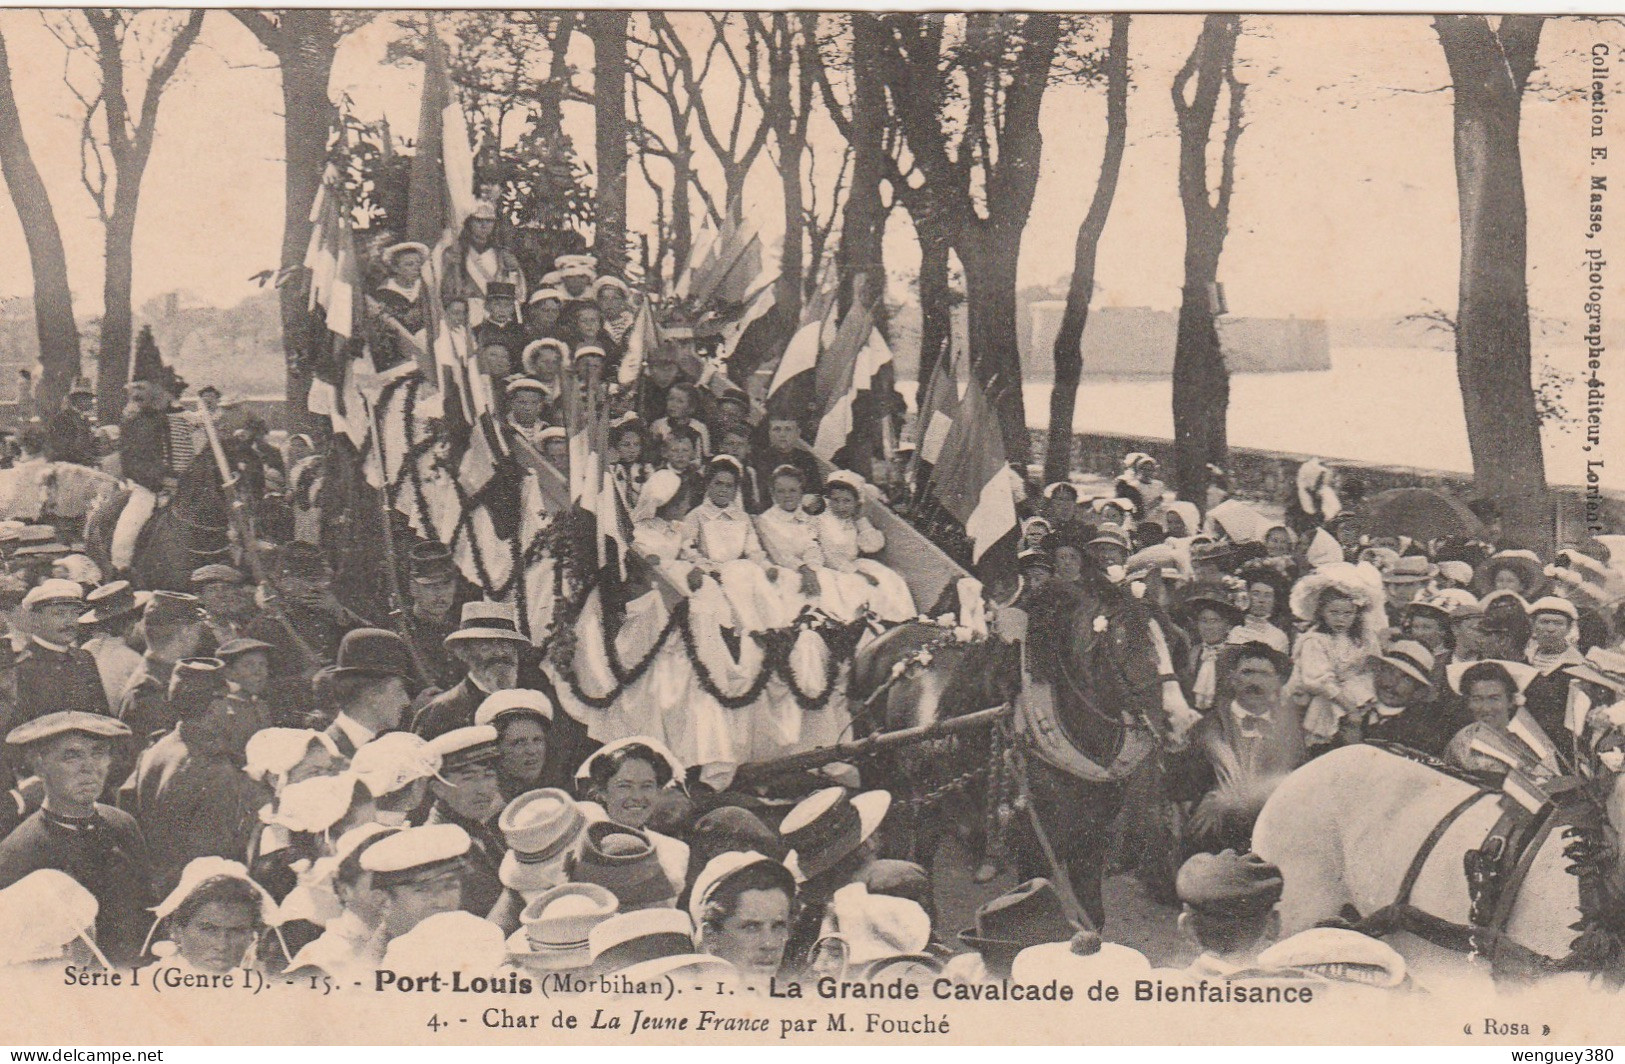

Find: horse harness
<box><xmin>1353</xmin><ymin>744</ymin><xmax>1614</xmax><ymax>980</ymax></box>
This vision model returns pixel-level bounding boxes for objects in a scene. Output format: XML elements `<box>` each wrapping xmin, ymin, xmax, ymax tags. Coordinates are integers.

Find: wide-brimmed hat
<box><xmin>508</xmin><ymin>882</ymin><xmax>618</xmax><ymax>969</ymax></box>
<box><xmin>1010</xmin><ymin>938</ymin><xmax>1152</xmax><ymax>984</ymax></box>
<box><xmin>1178</xmin><ymin>591</ymin><xmax>1244</xmax><ymax>629</ymax></box>
<box><xmin>382</xmin><ymin>241</ymin><xmax>429</xmax><ymax>264</ymax></box>
<box><xmin>1374</xmin><ymin>640</ymin><xmax>1437</xmax><ymax>688</ymax></box>
<box><xmin>1256</xmin><ymin>927</ymin><xmax>1407</xmax><ymax>989</ymax></box>
<box><xmin>566</xmin><ymin>822</ymin><xmax>677</xmax><ymax>909</ymax></box>
<box><xmin>498</xmin><ymin>789</ymin><xmax>587</xmax><ymax>893</ymax></box>
<box><xmin>1401</xmin><ymin>597</ymin><xmax>1454</xmax><ymax>624</ymax></box>
<box><xmin>1289</xmin><ymin>563</ymin><xmax>1381</xmax><ymax>624</ymax></box>
<box><xmin>1445</xmin><ymin>658</ymin><xmax>1538</xmax><ymax>696</ymax></box>
<box><xmin>444</xmin><ymin>602</ymin><xmax>530</xmax><ymax>646</ymax></box>
<box><xmin>781</xmin><ymin>787</ymin><xmax>891</xmax><ymax>883</ymax></box>
<box><xmin>587</xmin><ymin>908</ymin><xmax>695</xmax><ymax>973</ymax></box>
<box><xmin>188</xmin><ymin>564</ymin><xmax>246</xmax><ymax>588</ymax></box>
<box><xmin>958</xmin><ymin>878</ymin><xmax>1080</xmax><ymax>960</ymax></box>
<box><xmin>1176</xmin><ymin>850</ymin><xmax>1283</xmax><ymax>917</ymax></box>
<box><xmin>77</xmin><ymin>580</ymin><xmax>144</xmax><ymax>626</ymax></box>
<box><xmin>1480</xmin><ymin>550</ymin><xmax>1547</xmax><ymax>593</ymax></box>
<box><xmin>1427</xmin><ymin>588</ymin><xmax>1483</xmax><ymax>619</ymax></box>
<box><xmin>326</xmin><ymin>628</ymin><xmax>415</xmax><ymax>680</ymax></box>
<box><xmin>6</xmin><ymin>710</ymin><xmax>130</xmax><ymax>748</ymax></box>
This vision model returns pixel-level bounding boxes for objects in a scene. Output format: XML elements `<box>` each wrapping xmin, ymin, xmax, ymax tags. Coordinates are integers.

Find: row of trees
<box><xmin>0</xmin><ymin>12</ymin><xmax>1557</xmax><ymax>546</ymax></box>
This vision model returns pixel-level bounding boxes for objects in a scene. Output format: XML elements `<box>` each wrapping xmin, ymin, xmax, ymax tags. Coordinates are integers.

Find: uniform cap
<box><xmin>1528</xmin><ymin>595</ymin><xmax>1579</xmax><ymax>622</ymax></box>
<box><xmin>189</xmin><ymin>564</ymin><xmax>246</xmax><ymax>588</ymax></box>
<box><xmin>475</xmin><ymin>688</ymin><xmax>556</xmax><ymax>727</ymax></box>
<box><xmin>215</xmin><ymin>637</ymin><xmax>273</xmax><ymax>661</ymax></box>
<box><xmin>425</xmin><ymin>724</ymin><xmax>500</xmax><ymax>771</ymax></box>
<box><xmin>21</xmin><ymin>579</ymin><xmax>83</xmax><ymax>609</ymax></box>
<box><xmin>78</xmin><ymin>580</ymin><xmax>142</xmax><ymax>625</ymax></box>
<box><xmin>408</xmin><ymin>541</ymin><xmax>458</xmax><ymax>585</ymax></box>
<box><xmin>567</xmin><ymin>822</ymin><xmax>676</xmax><ymax>910</ymax></box>
<box><xmin>361</xmin><ymin>823</ymin><xmax>472</xmax><ymax>884</ymax></box>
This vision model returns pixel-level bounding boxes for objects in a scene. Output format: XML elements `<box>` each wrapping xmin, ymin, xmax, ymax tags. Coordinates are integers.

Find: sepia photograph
<box><xmin>0</xmin><ymin>6</ymin><xmax>1621</xmax><ymax>1047</ymax></box>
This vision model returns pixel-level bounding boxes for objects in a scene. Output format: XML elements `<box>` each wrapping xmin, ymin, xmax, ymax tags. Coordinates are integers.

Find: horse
<box><xmin>1253</xmin><ymin>743</ymin><xmax>1625</xmax><ymax>988</ymax></box>
<box><xmin>84</xmin><ymin>443</ymin><xmax>241</xmax><ymax>591</ymax></box>
<box><xmin>844</xmin><ymin>619</ymin><xmax>1022</xmax><ymax>871</ymax></box>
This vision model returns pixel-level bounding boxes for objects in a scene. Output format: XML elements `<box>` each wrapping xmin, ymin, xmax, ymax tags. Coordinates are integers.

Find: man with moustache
<box><xmin>410</xmin><ymin>603</ymin><xmax>528</xmax><ymax>740</ymax></box>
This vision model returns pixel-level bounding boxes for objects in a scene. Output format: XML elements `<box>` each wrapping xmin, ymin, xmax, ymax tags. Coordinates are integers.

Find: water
<box><xmin>906</xmin><ymin>348</ymin><xmax>1612</xmax><ymax>490</ymax></box>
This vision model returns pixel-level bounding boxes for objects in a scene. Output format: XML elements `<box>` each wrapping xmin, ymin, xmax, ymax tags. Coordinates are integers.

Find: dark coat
<box><xmin>14</xmin><ymin>641</ymin><xmax>108</xmax><ymax>726</ymax></box>
<box><xmin>122</xmin><ymin>716</ymin><xmax>268</xmax><ymax>895</ymax></box>
<box><xmin>410</xmin><ymin>677</ymin><xmax>485</xmax><ymax>741</ymax></box>
<box><xmin>119</xmin><ymin>408</ymin><xmax>172</xmax><ymax>492</ymax></box>
<box><xmin>426</xmin><ymin>800</ymin><xmax>504</xmax><ymax>918</ymax></box>
<box><xmin>0</xmin><ymin>805</ymin><xmax>156</xmax><ymax>968</ymax></box>
<box><xmin>45</xmin><ymin>407</ymin><xmax>97</xmax><ymax>467</ymax></box>
<box><xmin>403</xmin><ymin>609</ymin><xmax>466</xmax><ymax>694</ymax></box>
<box><xmin>116</xmin><ymin>656</ymin><xmax>177</xmax><ymax>749</ymax></box>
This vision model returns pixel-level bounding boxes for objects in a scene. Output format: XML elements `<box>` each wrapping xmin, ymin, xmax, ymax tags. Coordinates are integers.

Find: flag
<box><xmin>1566</xmin><ymin>679</ymin><xmax>1594</xmax><ymax>738</ymax></box>
<box><xmin>304</xmin><ymin>171</ymin><xmax>369</xmax><ymax>449</ymax></box>
<box><xmin>1502</xmin><ymin>768</ymin><xmax>1549</xmax><ymax>815</ymax></box>
<box><xmin>929</xmin><ymin>376</ymin><xmax>1019</xmax><ymax>563</ymax></box>
<box><xmin>679</xmin><ymin>206</ymin><xmax>763</xmax><ymax>310</ymax></box>
<box><xmin>407</xmin><ymin>30</ymin><xmax>477</xmax><ymax>246</ymax></box>
<box><xmin>812</xmin><ymin>309</ymin><xmax>892</xmax><ymax>461</ymax></box>
<box><xmin>674</xmin><ymin>213</ymin><xmax>718</xmax><ymax>300</ymax></box>
<box><xmin>1505</xmin><ymin>713</ymin><xmax>1557</xmax><ymax>766</ymax></box>
<box><xmin>914</xmin><ymin>348</ymin><xmax>959</xmax><ymax>465</ymax></box>
<box><xmin>617</xmin><ymin>298</ymin><xmax>661</xmax><ymax>388</ymax></box>
<box><xmin>717</xmin><ymin>278</ymin><xmax>777</xmax><ymax>361</ymax></box>
<box><xmin>766</xmin><ymin>305</ymin><xmax>833</xmax><ymax>424</ymax></box>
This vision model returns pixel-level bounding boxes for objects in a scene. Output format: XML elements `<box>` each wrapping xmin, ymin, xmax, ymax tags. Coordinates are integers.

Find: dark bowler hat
<box><xmin>328</xmin><ymin>628</ymin><xmax>415</xmax><ymax>680</ymax></box>
<box><xmin>78</xmin><ymin>580</ymin><xmax>144</xmax><ymax>626</ymax></box>
<box><xmin>277</xmin><ymin>541</ymin><xmax>330</xmax><ymax>581</ymax></box>
<box><xmin>167</xmin><ymin>657</ymin><xmax>229</xmax><ymax>718</ymax></box>
<box><xmin>1176</xmin><ymin>849</ymin><xmax>1284</xmax><ymax>918</ymax></box>
<box><xmin>143</xmin><ymin>590</ymin><xmax>205</xmax><ymax>629</ymax></box>
<box><xmin>6</xmin><ymin>710</ymin><xmax>130</xmax><ymax>748</ymax></box>
<box><xmin>409</xmin><ymin>542</ymin><xmax>458</xmax><ymax>585</ymax></box>
<box><xmin>958</xmin><ymin>879</ymin><xmax>1081</xmax><ymax>964</ymax></box>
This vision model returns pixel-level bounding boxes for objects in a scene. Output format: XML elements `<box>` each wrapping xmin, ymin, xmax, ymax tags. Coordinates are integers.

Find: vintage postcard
<box><xmin>0</xmin><ymin>7</ymin><xmax>1622</xmax><ymax>1047</ymax></box>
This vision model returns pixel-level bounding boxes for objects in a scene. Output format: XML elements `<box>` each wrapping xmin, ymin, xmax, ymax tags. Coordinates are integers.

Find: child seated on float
<box><xmin>815</xmin><ymin>470</ymin><xmax>915</xmax><ymax>623</ymax></box>
<box><xmin>679</xmin><ymin>456</ymin><xmax>787</xmax><ymax>633</ymax></box>
<box><xmin>609</xmin><ymin>414</ymin><xmax>654</xmax><ymax>508</ymax></box>
<box><xmin>754</xmin><ymin>464</ymin><xmax>868</xmax><ymax>623</ymax></box>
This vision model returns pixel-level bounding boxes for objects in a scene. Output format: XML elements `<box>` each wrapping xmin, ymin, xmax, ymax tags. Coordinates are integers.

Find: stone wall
<box><xmin>1031</xmin><ymin>428</ymin><xmax>1625</xmax><ymax>542</ymax></box>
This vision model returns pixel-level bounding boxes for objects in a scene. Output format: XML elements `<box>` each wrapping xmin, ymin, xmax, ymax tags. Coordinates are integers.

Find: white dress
<box><xmin>754</xmin><ymin>505</ymin><xmax>868</xmax><ymax>622</ymax></box>
<box><xmin>680</xmin><ymin>501</ymin><xmax>788</xmax><ymax>632</ymax></box>
<box><xmin>814</xmin><ymin>512</ymin><xmax>915</xmax><ymax>623</ymax></box>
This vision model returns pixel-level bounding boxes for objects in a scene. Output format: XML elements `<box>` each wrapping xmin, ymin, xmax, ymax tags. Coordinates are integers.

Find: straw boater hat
<box><xmin>505</xmin><ymin>375</ymin><xmax>549</xmax><ymax>397</ymax></box>
<box><xmin>383</xmin><ymin>241</ymin><xmax>429</xmax><ymax>265</ymax></box>
<box><xmin>587</xmin><ymin>909</ymin><xmax>696</xmax><ymax>973</ymax></box>
<box><xmin>1374</xmin><ymin>640</ymin><xmax>1437</xmax><ymax>688</ymax></box>
<box><xmin>497</xmin><ymin>788</ymin><xmax>587</xmax><ymax>894</ymax></box>
<box><xmin>360</xmin><ymin>824</ymin><xmax>473</xmax><ymax>888</ymax></box>
<box><xmin>779</xmin><ymin>786</ymin><xmax>891</xmax><ymax>883</ymax></box>
<box><xmin>508</xmin><ymin>883</ymin><xmax>617</xmax><ymax>968</ymax></box>
<box><xmin>443</xmin><ymin>601</ymin><xmax>530</xmax><ymax>646</ymax></box>
<box><xmin>1528</xmin><ymin>595</ymin><xmax>1580</xmax><ymax>623</ymax></box>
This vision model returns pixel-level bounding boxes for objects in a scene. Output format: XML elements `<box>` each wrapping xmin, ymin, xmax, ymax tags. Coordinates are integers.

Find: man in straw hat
<box><xmin>776</xmin><ymin>785</ymin><xmax>891</xmax><ymax>971</ymax></box>
<box><xmin>412</xmin><ymin>602</ymin><xmax>530</xmax><ymax>740</ymax></box>
<box><xmin>508</xmin><ymin>882</ymin><xmax>616</xmax><ymax>974</ymax></box>
<box><xmin>0</xmin><ymin>711</ymin><xmax>153</xmax><ymax>966</ymax></box>
<box><xmin>13</xmin><ymin>578</ymin><xmax>107</xmax><ymax>726</ymax></box>
<box><xmin>123</xmin><ymin>659</ymin><xmax>263</xmax><ymax>894</ymax></box>
<box><xmin>1361</xmin><ymin>640</ymin><xmax>1459</xmax><ymax>756</ymax></box>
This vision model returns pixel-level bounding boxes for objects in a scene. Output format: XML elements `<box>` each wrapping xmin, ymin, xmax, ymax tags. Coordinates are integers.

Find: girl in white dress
<box><xmin>754</xmin><ymin>463</ymin><xmax>867</xmax><ymax>622</ymax></box>
<box><xmin>815</xmin><ymin>470</ymin><xmax>915</xmax><ymax>623</ymax></box>
<box><xmin>680</xmin><ymin>456</ymin><xmax>788</xmax><ymax>632</ymax></box>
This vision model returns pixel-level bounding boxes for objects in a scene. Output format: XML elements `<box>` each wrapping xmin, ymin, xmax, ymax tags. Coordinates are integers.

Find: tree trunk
<box><xmin>275</xmin><ymin>11</ymin><xmax>339</xmax><ymax>435</ymax></box>
<box><xmin>915</xmin><ymin>217</ymin><xmax>952</xmax><ymax>388</ymax></box>
<box><xmin>960</xmin><ymin>227</ymin><xmax>1030</xmax><ymax>464</ymax></box>
<box><xmin>98</xmin><ymin>205</ymin><xmax>138</xmax><ymax>420</ymax></box>
<box><xmin>589</xmin><ymin>12</ymin><xmax>628</xmax><ymax>275</ymax></box>
<box><xmin>0</xmin><ymin>29</ymin><xmax>79</xmax><ymax>415</ymax></box>
<box><xmin>769</xmin><ymin>17</ymin><xmax>806</xmax><ymax>329</ymax></box>
<box><xmin>1043</xmin><ymin>14</ymin><xmax>1130</xmax><ymax>486</ymax></box>
<box><xmin>1435</xmin><ymin>15</ymin><xmax>1550</xmax><ymax>550</ymax></box>
<box><xmin>1170</xmin><ymin>15</ymin><xmax>1242</xmax><ymax>503</ymax></box>
<box><xmin>836</xmin><ymin>14</ymin><xmax>887</xmax><ymax>317</ymax></box>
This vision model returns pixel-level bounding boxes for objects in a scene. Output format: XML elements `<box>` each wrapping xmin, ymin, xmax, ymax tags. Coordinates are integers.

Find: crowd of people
<box><xmin>0</xmin><ymin>221</ymin><xmax>1621</xmax><ymax>1000</ymax></box>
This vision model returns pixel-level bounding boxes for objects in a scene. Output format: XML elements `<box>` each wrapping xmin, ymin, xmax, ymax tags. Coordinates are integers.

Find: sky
<box><xmin>0</xmin><ymin>12</ymin><xmax>1618</xmax><ymax>338</ymax></box>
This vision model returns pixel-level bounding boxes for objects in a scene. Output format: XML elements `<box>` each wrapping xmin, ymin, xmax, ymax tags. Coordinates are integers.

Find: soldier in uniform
<box><xmin>423</xmin><ymin>725</ymin><xmax>505</xmax><ymax>917</ymax></box>
<box><xmin>12</xmin><ymin>579</ymin><xmax>107</xmax><ymax>729</ymax></box>
<box><xmin>121</xmin><ymin>658</ymin><xmax>267</xmax><ymax>895</ymax></box>
<box><xmin>190</xmin><ymin>564</ymin><xmax>256</xmax><ymax>646</ymax></box>
<box><xmin>410</xmin><ymin>603</ymin><xmax>528</xmax><ymax>740</ymax></box>
<box><xmin>215</xmin><ymin>638</ymin><xmax>274</xmax><ymax>757</ymax></box>
<box><xmin>111</xmin><ymin>351</ymin><xmax>197</xmax><ymax>577</ymax></box>
<box><xmin>0</xmin><ymin>711</ymin><xmax>155</xmax><ymax>968</ymax></box>
<box><xmin>245</xmin><ymin>542</ymin><xmax>368</xmax><ymax>728</ymax></box>
<box><xmin>116</xmin><ymin>592</ymin><xmax>208</xmax><ymax>747</ymax></box>
<box><xmin>400</xmin><ymin>543</ymin><xmax>465</xmax><ymax>694</ymax></box>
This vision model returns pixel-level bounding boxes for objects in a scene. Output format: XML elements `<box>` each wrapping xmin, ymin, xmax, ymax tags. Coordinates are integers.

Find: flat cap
<box><xmin>425</xmin><ymin>724</ymin><xmax>500</xmax><ymax>770</ymax></box>
<box><xmin>6</xmin><ymin>710</ymin><xmax>130</xmax><ymax>747</ymax></box>
<box><xmin>189</xmin><ymin>564</ymin><xmax>246</xmax><ymax>587</ymax></box>
<box><xmin>360</xmin><ymin>823</ymin><xmax>471</xmax><ymax>881</ymax></box>
<box><xmin>21</xmin><ymin>579</ymin><xmax>84</xmax><ymax>609</ymax></box>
